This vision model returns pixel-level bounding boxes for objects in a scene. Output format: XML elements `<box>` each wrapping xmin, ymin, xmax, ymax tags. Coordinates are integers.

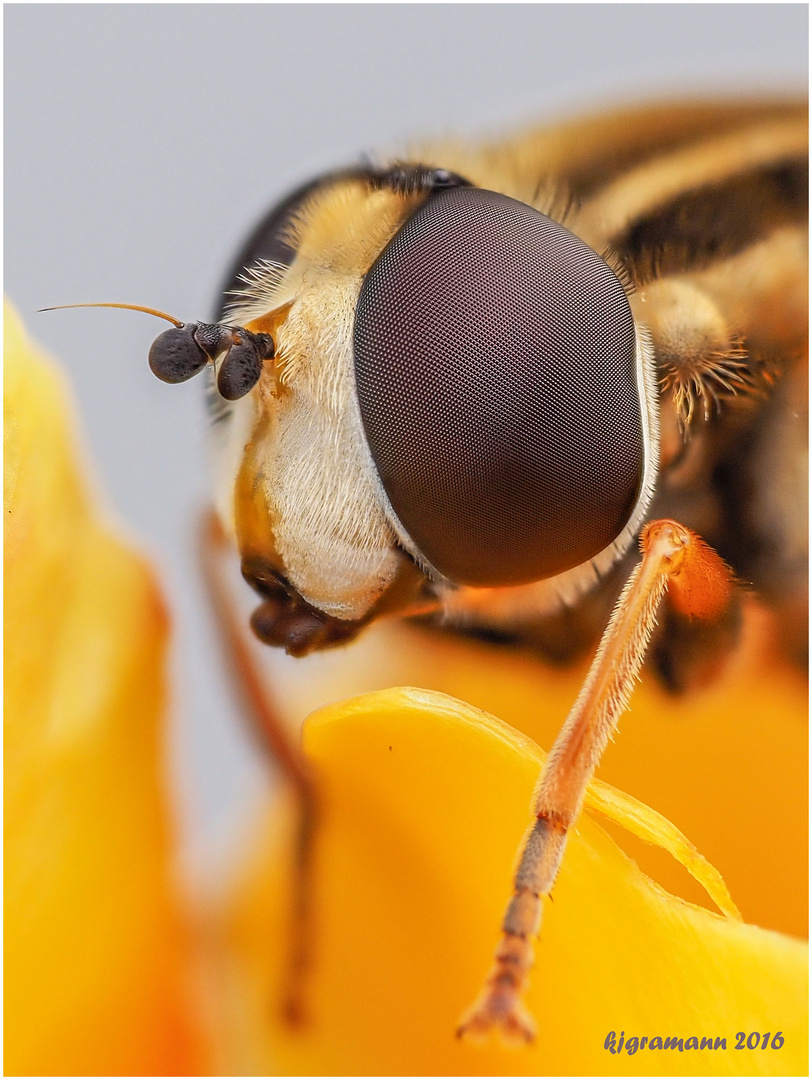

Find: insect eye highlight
<box><xmin>353</xmin><ymin>186</ymin><xmax>646</xmax><ymax>587</ymax></box>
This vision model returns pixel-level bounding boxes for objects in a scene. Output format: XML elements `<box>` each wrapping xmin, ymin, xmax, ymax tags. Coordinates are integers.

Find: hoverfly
<box><xmin>44</xmin><ymin>98</ymin><xmax>808</xmax><ymax>1043</ymax></box>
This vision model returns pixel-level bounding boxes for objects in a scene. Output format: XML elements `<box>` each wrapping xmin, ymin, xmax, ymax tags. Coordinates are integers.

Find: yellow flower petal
<box><xmin>259</xmin><ymin>604</ymin><xmax>807</xmax><ymax>939</ymax></box>
<box><xmin>4</xmin><ymin>301</ymin><xmax>205</xmax><ymax>1075</ymax></box>
<box><xmin>584</xmin><ymin>775</ymin><xmax>741</xmax><ymax>921</ymax></box>
<box><xmin>224</xmin><ymin>687</ymin><xmax>807</xmax><ymax>1075</ymax></box>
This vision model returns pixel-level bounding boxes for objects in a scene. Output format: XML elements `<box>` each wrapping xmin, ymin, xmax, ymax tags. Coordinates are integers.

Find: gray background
<box><xmin>6</xmin><ymin>4</ymin><xmax>807</xmax><ymax>872</ymax></box>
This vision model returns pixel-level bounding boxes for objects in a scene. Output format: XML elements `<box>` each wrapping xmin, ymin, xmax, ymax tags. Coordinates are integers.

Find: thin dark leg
<box><xmin>199</xmin><ymin>508</ymin><xmax>317</xmax><ymax>1028</ymax></box>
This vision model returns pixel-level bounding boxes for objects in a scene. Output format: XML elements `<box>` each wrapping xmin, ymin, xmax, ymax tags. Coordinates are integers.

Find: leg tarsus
<box><xmin>458</xmin><ymin>519</ymin><xmax>736</xmax><ymax>1043</ymax></box>
<box><xmin>457</xmin><ymin>981</ymin><xmax>537</xmax><ymax>1046</ymax></box>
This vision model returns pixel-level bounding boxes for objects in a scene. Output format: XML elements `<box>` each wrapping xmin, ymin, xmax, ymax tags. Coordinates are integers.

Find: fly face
<box><xmin>208</xmin><ymin>167</ymin><xmax>660</xmax><ymax>656</ymax></box>
<box><xmin>212</xmin><ymin>174</ymin><xmax>440</xmax><ymax>653</ymax></box>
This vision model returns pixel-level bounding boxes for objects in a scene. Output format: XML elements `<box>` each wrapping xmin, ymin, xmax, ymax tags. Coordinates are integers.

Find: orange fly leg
<box><xmin>457</xmin><ymin>519</ymin><xmax>736</xmax><ymax>1045</ymax></box>
<box><xmin>199</xmin><ymin>509</ymin><xmax>317</xmax><ymax>1028</ymax></box>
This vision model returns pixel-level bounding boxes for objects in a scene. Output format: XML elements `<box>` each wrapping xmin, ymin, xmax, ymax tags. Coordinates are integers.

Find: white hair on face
<box><xmin>260</xmin><ymin>272</ymin><xmax>402</xmax><ymax>620</ymax></box>
<box><xmin>222</xmin><ymin>259</ymin><xmax>292</xmax><ymax>324</ymax></box>
<box><xmin>210</xmin><ymin>181</ymin><xmax>423</xmax><ymax>619</ymax></box>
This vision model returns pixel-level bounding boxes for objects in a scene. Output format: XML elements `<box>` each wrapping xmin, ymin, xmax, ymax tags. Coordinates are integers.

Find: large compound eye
<box><xmin>353</xmin><ymin>187</ymin><xmax>646</xmax><ymax>587</ymax></box>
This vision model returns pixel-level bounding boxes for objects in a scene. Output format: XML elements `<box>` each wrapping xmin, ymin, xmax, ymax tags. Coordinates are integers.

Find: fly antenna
<box><xmin>38</xmin><ymin>302</ymin><xmax>184</xmax><ymax>327</ymax></box>
<box><xmin>38</xmin><ymin>301</ymin><xmax>274</xmax><ymax>400</ymax></box>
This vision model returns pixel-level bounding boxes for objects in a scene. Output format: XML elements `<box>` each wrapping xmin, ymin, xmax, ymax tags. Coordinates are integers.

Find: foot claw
<box><xmin>457</xmin><ymin>994</ymin><xmax>536</xmax><ymax>1046</ymax></box>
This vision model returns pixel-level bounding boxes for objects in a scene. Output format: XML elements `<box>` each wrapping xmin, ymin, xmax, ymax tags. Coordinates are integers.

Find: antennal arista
<box><xmin>38</xmin><ymin>301</ymin><xmax>185</xmax><ymax>327</ymax></box>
